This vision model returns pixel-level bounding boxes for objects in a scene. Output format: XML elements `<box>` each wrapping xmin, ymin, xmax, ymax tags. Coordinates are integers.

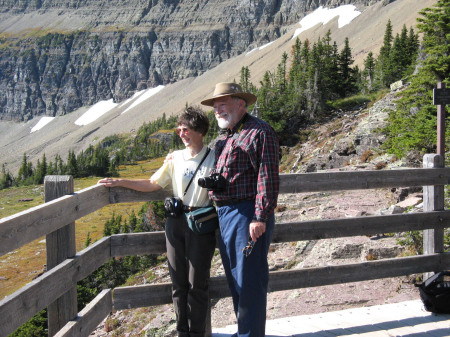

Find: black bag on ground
<box><xmin>185</xmin><ymin>206</ymin><xmax>219</xmax><ymax>235</ymax></box>
<box><xmin>416</xmin><ymin>271</ymin><xmax>450</xmax><ymax>314</ymax></box>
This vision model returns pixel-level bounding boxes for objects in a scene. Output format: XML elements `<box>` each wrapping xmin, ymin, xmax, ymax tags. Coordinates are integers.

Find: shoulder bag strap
<box><xmin>183</xmin><ymin>147</ymin><xmax>211</xmax><ymax>197</ymax></box>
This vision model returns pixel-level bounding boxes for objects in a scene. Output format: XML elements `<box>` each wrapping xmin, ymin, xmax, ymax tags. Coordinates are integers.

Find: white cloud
<box><xmin>122</xmin><ymin>85</ymin><xmax>165</xmax><ymax>114</ymax></box>
<box><xmin>293</xmin><ymin>5</ymin><xmax>361</xmax><ymax>39</ymax></box>
<box><xmin>31</xmin><ymin>116</ymin><xmax>55</xmax><ymax>133</ymax></box>
<box><xmin>75</xmin><ymin>99</ymin><xmax>118</xmax><ymax>126</ymax></box>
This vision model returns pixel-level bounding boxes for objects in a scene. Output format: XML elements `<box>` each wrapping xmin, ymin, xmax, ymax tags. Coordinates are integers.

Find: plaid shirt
<box><xmin>210</xmin><ymin>114</ymin><xmax>279</xmax><ymax>222</ymax></box>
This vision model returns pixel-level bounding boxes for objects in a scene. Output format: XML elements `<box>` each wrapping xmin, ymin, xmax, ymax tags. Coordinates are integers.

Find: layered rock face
<box><xmin>0</xmin><ymin>0</ymin><xmax>381</xmax><ymax>121</ymax></box>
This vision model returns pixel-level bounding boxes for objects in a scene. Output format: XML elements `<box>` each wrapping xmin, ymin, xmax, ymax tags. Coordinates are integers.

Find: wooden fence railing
<box><xmin>0</xmin><ymin>154</ymin><xmax>449</xmax><ymax>337</ymax></box>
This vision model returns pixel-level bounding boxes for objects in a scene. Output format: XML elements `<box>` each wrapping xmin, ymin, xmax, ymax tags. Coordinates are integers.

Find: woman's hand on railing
<box><xmin>98</xmin><ymin>177</ymin><xmax>121</xmax><ymax>187</ymax></box>
<box><xmin>98</xmin><ymin>178</ymin><xmax>163</xmax><ymax>193</ymax></box>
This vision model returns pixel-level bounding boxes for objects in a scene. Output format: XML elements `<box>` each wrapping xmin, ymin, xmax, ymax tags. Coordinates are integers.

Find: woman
<box><xmin>98</xmin><ymin>107</ymin><xmax>216</xmax><ymax>337</ymax></box>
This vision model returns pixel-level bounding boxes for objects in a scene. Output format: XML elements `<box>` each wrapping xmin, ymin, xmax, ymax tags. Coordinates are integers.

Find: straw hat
<box><xmin>200</xmin><ymin>82</ymin><xmax>257</xmax><ymax>107</ymax></box>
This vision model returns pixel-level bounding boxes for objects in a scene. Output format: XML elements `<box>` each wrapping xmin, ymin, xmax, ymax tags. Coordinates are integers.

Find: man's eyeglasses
<box><xmin>242</xmin><ymin>237</ymin><xmax>255</xmax><ymax>257</ymax></box>
<box><xmin>176</xmin><ymin>126</ymin><xmax>191</xmax><ymax>135</ymax></box>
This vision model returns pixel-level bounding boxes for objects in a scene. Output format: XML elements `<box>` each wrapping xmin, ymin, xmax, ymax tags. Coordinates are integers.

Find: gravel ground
<box><xmin>91</xmin><ymin>189</ymin><xmax>423</xmax><ymax>336</ymax></box>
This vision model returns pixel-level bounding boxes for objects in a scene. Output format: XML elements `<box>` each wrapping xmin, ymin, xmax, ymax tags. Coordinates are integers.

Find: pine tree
<box><xmin>275</xmin><ymin>52</ymin><xmax>288</xmax><ymax>93</ymax></box>
<box><xmin>406</xmin><ymin>27</ymin><xmax>420</xmax><ymax>65</ymax></box>
<box><xmin>383</xmin><ymin>0</ymin><xmax>450</xmax><ymax>157</ymax></box>
<box><xmin>66</xmin><ymin>150</ymin><xmax>78</xmax><ymax>177</ymax></box>
<box><xmin>328</xmin><ymin>41</ymin><xmax>341</xmax><ymax>98</ymax></box>
<box><xmin>388</xmin><ymin>33</ymin><xmax>405</xmax><ymax>81</ymax></box>
<box><xmin>305</xmin><ymin>41</ymin><xmax>324</xmax><ymax>118</ymax></box>
<box><xmin>289</xmin><ymin>38</ymin><xmax>302</xmax><ymax>83</ymax></box>
<box><xmin>416</xmin><ymin>0</ymin><xmax>450</xmax><ymax>81</ymax></box>
<box><xmin>257</xmin><ymin>71</ymin><xmax>285</xmax><ymax>132</ymax></box>
<box><xmin>240</xmin><ymin>66</ymin><xmax>251</xmax><ymax>92</ymax></box>
<box><xmin>55</xmin><ymin>154</ymin><xmax>65</xmax><ymax>174</ymax></box>
<box><xmin>320</xmin><ymin>30</ymin><xmax>338</xmax><ymax>100</ymax></box>
<box><xmin>287</xmin><ymin>38</ymin><xmax>308</xmax><ymax>118</ymax></box>
<box><xmin>376</xmin><ymin>20</ymin><xmax>394</xmax><ymax>87</ymax></box>
<box><xmin>338</xmin><ymin>37</ymin><xmax>357</xmax><ymax>97</ymax></box>
<box><xmin>34</xmin><ymin>154</ymin><xmax>47</xmax><ymax>184</ymax></box>
<box><xmin>0</xmin><ymin>164</ymin><xmax>13</xmax><ymax>189</ymax></box>
<box><xmin>18</xmin><ymin>153</ymin><xmax>33</xmax><ymax>182</ymax></box>
<box><xmin>398</xmin><ymin>25</ymin><xmax>411</xmax><ymax>72</ymax></box>
<box><xmin>387</xmin><ymin>24</ymin><xmax>419</xmax><ymax>82</ymax></box>
<box><xmin>363</xmin><ymin>52</ymin><xmax>376</xmax><ymax>92</ymax></box>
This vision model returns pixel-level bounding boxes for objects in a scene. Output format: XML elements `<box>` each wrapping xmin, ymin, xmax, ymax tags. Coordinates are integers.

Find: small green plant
<box><xmin>327</xmin><ymin>94</ymin><xmax>372</xmax><ymax>111</ymax></box>
<box><xmin>397</xmin><ymin>231</ymin><xmax>423</xmax><ymax>254</ymax></box>
<box><xmin>105</xmin><ymin>317</ymin><xmax>120</xmax><ymax>332</ymax></box>
<box><xmin>84</xmin><ymin>232</ymin><xmax>92</xmax><ymax>247</ymax></box>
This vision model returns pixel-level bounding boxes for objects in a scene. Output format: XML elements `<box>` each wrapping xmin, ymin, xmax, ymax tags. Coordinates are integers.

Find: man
<box><xmin>201</xmin><ymin>83</ymin><xmax>280</xmax><ymax>337</ymax></box>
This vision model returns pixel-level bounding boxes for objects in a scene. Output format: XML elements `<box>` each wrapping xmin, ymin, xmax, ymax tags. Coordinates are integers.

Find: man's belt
<box><xmin>213</xmin><ymin>197</ymin><xmax>254</xmax><ymax>207</ymax></box>
<box><xmin>182</xmin><ymin>205</ymin><xmax>202</xmax><ymax>212</ymax></box>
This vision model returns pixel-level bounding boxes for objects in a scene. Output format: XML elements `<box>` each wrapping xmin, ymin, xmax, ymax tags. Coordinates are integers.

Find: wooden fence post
<box><xmin>44</xmin><ymin>175</ymin><xmax>77</xmax><ymax>336</ymax></box>
<box><xmin>423</xmin><ymin>154</ymin><xmax>445</xmax><ymax>280</ymax></box>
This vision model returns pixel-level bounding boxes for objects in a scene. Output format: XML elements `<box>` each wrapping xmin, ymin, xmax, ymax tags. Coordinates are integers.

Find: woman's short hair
<box><xmin>177</xmin><ymin>106</ymin><xmax>209</xmax><ymax>136</ymax></box>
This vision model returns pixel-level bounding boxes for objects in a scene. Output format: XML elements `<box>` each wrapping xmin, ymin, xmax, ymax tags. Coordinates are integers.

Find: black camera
<box><xmin>198</xmin><ymin>173</ymin><xmax>227</xmax><ymax>192</ymax></box>
<box><xmin>164</xmin><ymin>197</ymin><xmax>183</xmax><ymax>217</ymax></box>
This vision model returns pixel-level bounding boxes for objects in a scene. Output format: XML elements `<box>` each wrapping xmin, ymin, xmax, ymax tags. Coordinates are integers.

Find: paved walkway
<box><xmin>212</xmin><ymin>300</ymin><xmax>450</xmax><ymax>336</ymax></box>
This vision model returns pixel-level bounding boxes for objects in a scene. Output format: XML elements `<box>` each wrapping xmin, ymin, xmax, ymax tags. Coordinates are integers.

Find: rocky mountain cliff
<box><xmin>0</xmin><ymin>0</ymin><xmax>436</xmax><ymax>176</ymax></box>
<box><xmin>1</xmin><ymin>0</ymin><xmax>382</xmax><ymax>121</ymax></box>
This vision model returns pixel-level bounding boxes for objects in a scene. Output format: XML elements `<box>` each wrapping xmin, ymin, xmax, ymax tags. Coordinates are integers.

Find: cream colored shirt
<box><xmin>151</xmin><ymin>146</ymin><xmax>215</xmax><ymax>207</ymax></box>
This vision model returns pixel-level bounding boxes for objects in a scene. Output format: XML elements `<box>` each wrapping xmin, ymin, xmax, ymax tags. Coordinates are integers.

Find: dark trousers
<box><xmin>216</xmin><ymin>200</ymin><xmax>275</xmax><ymax>337</ymax></box>
<box><xmin>165</xmin><ymin>214</ymin><xmax>216</xmax><ymax>337</ymax></box>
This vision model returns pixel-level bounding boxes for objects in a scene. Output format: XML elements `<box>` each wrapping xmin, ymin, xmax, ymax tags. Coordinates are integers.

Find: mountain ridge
<box><xmin>0</xmin><ymin>0</ymin><xmax>437</xmax><ymax>176</ymax></box>
<box><xmin>0</xmin><ymin>0</ymin><xmax>380</xmax><ymax>121</ymax></box>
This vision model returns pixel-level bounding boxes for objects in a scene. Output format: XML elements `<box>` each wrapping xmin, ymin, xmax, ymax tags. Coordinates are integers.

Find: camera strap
<box><xmin>183</xmin><ymin>147</ymin><xmax>211</xmax><ymax>197</ymax></box>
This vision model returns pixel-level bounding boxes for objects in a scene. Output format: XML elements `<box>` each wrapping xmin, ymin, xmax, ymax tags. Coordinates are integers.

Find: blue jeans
<box><xmin>217</xmin><ymin>200</ymin><xmax>274</xmax><ymax>337</ymax></box>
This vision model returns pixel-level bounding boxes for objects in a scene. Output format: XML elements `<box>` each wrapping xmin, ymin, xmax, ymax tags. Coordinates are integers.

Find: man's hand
<box><xmin>164</xmin><ymin>152</ymin><xmax>174</xmax><ymax>163</ymax></box>
<box><xmin>249</xmin><ymin>221</ymin><xmax>266</xmax><ymax>242</ymax></box>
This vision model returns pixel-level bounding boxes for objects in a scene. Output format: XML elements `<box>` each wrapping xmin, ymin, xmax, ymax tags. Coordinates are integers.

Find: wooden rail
<box><xmin>0</xmin><ymin>154</ymin><xmax>449</xmax><ymax>337</ymax></box>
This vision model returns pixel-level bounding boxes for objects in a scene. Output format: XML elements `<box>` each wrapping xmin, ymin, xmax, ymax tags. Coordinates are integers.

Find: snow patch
<box><xmin>122</xmin><ymin>85</ymin><xmax>165</xmax><ymax>114</ymax></box>
<box><xmin>246</xmin><ymin>5</ymin><xmax>360</xmax><ymax>56</ymax></box>
<box><xmin>259</xmin><ymin>41</ymin><xmax>274</xmax><ymax>50</ymax></box>
<box><xmin>292</xmin><ymin>5</ymin><xmax>361</xmax><ymax>39</ymax></box>
<box><xmin>74</xmin><ymin>99</ymin><xmax>118</xmax><ymax>126</ymax></box>
<box><xmin>118</xmin><ymin>89</ymin><xmax>146</xmax><ymax>108</ymax></box>
<box><xmin>31</xmin><ymin>117</ymin><xmax>55</xmax><ymax>133</ymax></box>
<box><xmin>246</xmin><ymin>41</ymin><xmax>275</xmax><ymax>56</ymax></box>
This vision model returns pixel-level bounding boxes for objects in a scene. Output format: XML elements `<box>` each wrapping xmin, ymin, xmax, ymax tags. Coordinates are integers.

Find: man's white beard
<box><xmin>217</xmin><ymin>116</ymin><xmax>231</xmax><ymax>129</ymax></box>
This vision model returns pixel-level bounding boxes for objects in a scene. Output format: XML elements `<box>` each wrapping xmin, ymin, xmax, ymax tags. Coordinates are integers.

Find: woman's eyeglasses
<box><xmin>176</xmin><ymin>126</ymin><xmax>191</xmax><ymax>135</ymax></box>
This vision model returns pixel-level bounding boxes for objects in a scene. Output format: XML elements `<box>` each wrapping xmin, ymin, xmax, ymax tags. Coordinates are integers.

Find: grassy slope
<box><xmin>0</xmin><ymin>157</ymin><xmax>164</xmax><ymax>299</ymax></box>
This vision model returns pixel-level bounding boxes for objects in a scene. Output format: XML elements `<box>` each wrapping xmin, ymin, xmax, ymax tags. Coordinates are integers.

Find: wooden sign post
<box><xmin>423</xmin><ymin>82</ymin><xmax>449</xmax><ymax>279</ymax></box>
<box><xmin>433</xmin><ymin>82</ymin><xmax>449</xmax><ymax>156</ymax></box>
